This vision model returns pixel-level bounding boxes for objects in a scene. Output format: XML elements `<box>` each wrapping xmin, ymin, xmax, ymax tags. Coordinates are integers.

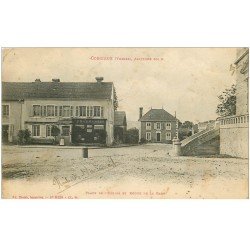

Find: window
<box><xmin>33</xmin><ymin>105</ymin><xmax>40</xmax><ymax>116</ymax></box>
<box><xmin>32</xmin><ymin>125</ymin><xmax>40</xmax><ymax>137</ymax></box>
<box><xmin>146</xmin><ymin>122</ymin><xmax>151</xmax><ymax>130</ymax></box>
<box><xmin>46</xmin><ymin>125</ymin><xmax>52</xmax><ymax>137</ymax></box>
<box><xmin>55</xmin><ymin>106</ymin><xmax>58</xmax><ymax>116</ymax></box>
<box><xmin>166</xmin><ymin>122</ymin><xmax>171</xmax><ymax>130</ymax></box>
<box><xmin>70</xmin><ymin>106</ymin><xmax>73</xmax><ymax>117</ymax></box>
<box><xmin>166</xmin><ymin>132</ymin><xmax>171</xmax><ymax>140</ymax></box>
<box><xmin>59</xmin><ymin>106</ymin><xmax>63</xmax><ymax>116</ymax></box>
<box><xmin>87</xmin><ymin>106</ymin><xmax>93</xmax><ymax>117</ymax></box>
<box><xmin>156</xmin><ymin>122</ymin><xmax>161</xmax><ymax>130</ymax></box>
<box><xmin>63</xmin><ymin>106</ymin><xmax>70</xmax><ymax>117</ymax></box>
<box><xmin>2</xmin><ymin>105</ymin><xmax>9</xmax><ymax>116</ymax></box>
<box><xmin>94</xmin><ymin>106</ymin><xmax>101</xmax><ymax>117</ymax></box>
<box><xmin>79</xmin><ymin>106</ymin><xmax>86</xmax><ymax>117</ymax></box>
<box><xmin>146</xmin><ymin>132</ymin><xmax>151</xmax><ymax>141</ymax></box>
<box><xmin>47</xmin><ymin>105</ymin><xmax>55</xmax><ymax>117</ymax></box>
<box><xmin>61</xmin><ymin>126</ymin><xmax>70</xmax><ymax>136</ymax></box>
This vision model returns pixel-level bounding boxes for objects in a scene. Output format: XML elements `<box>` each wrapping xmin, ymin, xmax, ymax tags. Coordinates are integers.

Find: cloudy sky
<box><xmin>2</xmin><ymin>48</ymin><xmax>237</xmax><ymax>123</ymax></box>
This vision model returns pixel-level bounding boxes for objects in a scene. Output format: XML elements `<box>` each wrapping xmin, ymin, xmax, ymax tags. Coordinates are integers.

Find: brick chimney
<box><xmin>139</xmin><ymin>107</ymin><xmax>143</xmax><ymax>119</ymax></box>
<box><xmin>95</xmin><ymin>77</ymin><xmax>104</xmax><ymax>83</ymax></box>
<box><xmin>52</xmin><ymin>78</ymin><xmax>60</xmax><ymax>83</ymax></box>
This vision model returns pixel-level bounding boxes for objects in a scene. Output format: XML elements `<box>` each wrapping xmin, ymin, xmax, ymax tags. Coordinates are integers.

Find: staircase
<box><xmin>181</xmin><ymin>128</ymin><xmax>220</xmax><ymax>156</ymax></box>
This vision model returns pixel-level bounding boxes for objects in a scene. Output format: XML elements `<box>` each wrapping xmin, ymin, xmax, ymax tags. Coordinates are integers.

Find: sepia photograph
<box><xmin>1</xmin><ymin>47</ymin><xmax>249</xmax><ymax>199</ymax></box>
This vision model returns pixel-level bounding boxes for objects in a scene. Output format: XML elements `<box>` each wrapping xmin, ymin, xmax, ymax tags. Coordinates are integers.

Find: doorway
<box><xmin>156</xmin><ymin>132</ymin><xmax>161</xmax><ymax>142</ymax></box>
<box><xmin>2</xmin><ymin>125</ymin><xmax>9</xmax><ymax>143</ymax></box>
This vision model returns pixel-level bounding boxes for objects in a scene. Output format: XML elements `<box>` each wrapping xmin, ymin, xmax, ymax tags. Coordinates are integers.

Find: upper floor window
<box><xmin>62</xmin><ymin>126</ymin><xmax>70</xmax><ymax>136</ymax></box>
<box><xmin>156</xmin><ymin>122</ymin><xmax>161</xmax><ymax>130</ymax></box>
<box><xmin>33</xmin><ymin>105</ymin><xmax>41</xmax><ymax>116</ymax></box>
<box><xmin>2</xmin><ymin>105</ymin><xmax>10</xmax><ymax>117</ymax></box>
<box><xmin>87</xmin><ymin>106</ymin><xmax>93</xmax><ymax>117</ymax></box>
<box><xmin>166</xmin><ymin>122</ymin><xmax>171</xmax><ymax>130</ymax></box>
<box><xmin>47</xmin><ymin>105</ymin><xmax>55</xmax><ymax>117</ymax></box>
<box><xmin>79</xmin><ymin>106</ymin><xmax>87</xmax><ymax>117</ymax></box>
<box><xmin>94</xmin><ymin>106</ymin><xmax>101</xmax><ymax>117</ymax></box>
<box><xmin>63</xmin><ymin>106</ymin><xmax>70</xmax><ymax>117</ymax></box>
<box><xmin>146</xmin><ymin>122</ymin><xmax>151</xmax><ymax>130</ymax></box>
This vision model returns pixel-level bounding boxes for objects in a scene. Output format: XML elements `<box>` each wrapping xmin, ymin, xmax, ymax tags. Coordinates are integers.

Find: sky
<box><xmin>2</xmin><ymin>48</ymin><xmax>237</xmax><ymax>123</ymax></box>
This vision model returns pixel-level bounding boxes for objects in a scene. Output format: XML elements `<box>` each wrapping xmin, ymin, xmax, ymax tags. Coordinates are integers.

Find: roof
<box><xmin>139</xmin><ymin>108</ymin><xmax>177</xmax><ymax>122</ymax></box>
<box><xmin>114</xmin><ymin>111</ymin><xmax>127</xmax><ymax>126</ymax></box>
<box><xmin>2</xmin><ymin>81</ymin><xmax>113</xmax><ymax>101</ymax></box>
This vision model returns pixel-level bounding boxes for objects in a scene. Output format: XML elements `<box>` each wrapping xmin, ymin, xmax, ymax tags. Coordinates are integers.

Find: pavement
<box><xmin>1</xmin><ymin>144</ymin><xmax>249</xmax><ymax>199</ymax></box>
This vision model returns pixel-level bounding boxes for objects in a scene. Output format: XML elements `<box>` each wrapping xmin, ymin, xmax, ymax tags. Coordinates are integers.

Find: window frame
<box><xmin>146</xmin><ymin>122</ymin><xmax>151</xmax><ymax>130</ymax></box>
<box><xmin>166</xmin><ymin>132</ymin><xmax>171</xmax><ymax>140</ymax></box>
<box><xmin>46</xmin><ymin>124</ymin><xmax>52</xmax><ymax>137</ymax></box>
<box><xmin>47</xmin><ymin>105</ymin><xmax>55</xmax><ymax>117</ymax></box>
<box><xmin>156</xmin><ymin>122</ymin><xmax>161</xmax><ymax>130</ymax></box>
<box><xmin>32</xmin><ymin>125</ymin><xmax>40</xmax><ymax>137</ymax></box>
<box><xmin>32</xmin><ymin>105</ymin><xmax>41</xmax><ymax>117</ymax></box>
<box><xmin>93</xmin><ymin>106</ymin><xmax>101</xmax><ymax>117</ymax></box>
<box><xmin>166</xmin><ymin>122</ymin><xmax>171</xmax><ymax>130</ymax></box>
<box><xmin>62</xmin><ymin>106</ymin><xmax>70</xmax><ymax>117</ymax></box>
<box><xmin>146</xmin><ymin>132</ymin><xmax>151</xmax><ymax>141</ymax></box>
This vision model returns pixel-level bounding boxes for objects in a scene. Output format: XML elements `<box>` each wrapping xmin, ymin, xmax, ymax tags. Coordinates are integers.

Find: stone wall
<box><xmin>220</xmin><ymin>126</ymin><xmax>248</xmax><ymax>158</ymax></box>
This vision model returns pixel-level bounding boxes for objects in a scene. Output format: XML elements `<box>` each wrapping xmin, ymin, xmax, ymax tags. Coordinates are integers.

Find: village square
<box><xmin>1</xmin><ymin>48</ymin><xmax>249</xmax><ymax>199</ymax></box>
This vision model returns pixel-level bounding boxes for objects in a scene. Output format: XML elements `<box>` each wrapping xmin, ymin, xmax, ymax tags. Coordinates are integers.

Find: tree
<box><xmin>113</xmin><ymin>86</ymin><xmax>118</xmax><ymax>111</ymax></box>
<box><xmin>181</xmin><ymin>121</ymin><xmax>194</xmax><ymax>129</ymax></box>
<box><xmin>124</xmin><ymin>128</ymin><xmax>139</xmax><ymax>144</ymax></box>
<box><xmin>17</xmin><ymin>129</ymin><xmax>31</xmax><ymax>144</ymax></box>
<box><xmin>216</xmin><ymin>84</ymin><xmax>236</xmax><ymax>117</ymax></box>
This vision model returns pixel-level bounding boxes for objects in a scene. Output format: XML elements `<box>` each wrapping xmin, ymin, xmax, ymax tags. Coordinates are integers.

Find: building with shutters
<box><xmin>138</xmin><ymin>107</ymin><xmax>178</xmax><ymax>143</ymax></box>
<box><xmin>2</xmin><ymin>77</ymin><xmax>115</xmax><ymax>145</ymax></box>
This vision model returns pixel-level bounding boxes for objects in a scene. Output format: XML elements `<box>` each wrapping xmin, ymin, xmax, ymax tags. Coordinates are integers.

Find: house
<box><xmin>217</xmin><ymin>48</ymin><xmax>249</xmax><ymax>158</ymax></box>
<box><xmin>138</xmin><ymin>107</ymin><xmax>178</xmax><ymax>143</ymax></box>
<box><xmin>198</xmin><ymin>120</ymin><xmax>216</xmax><ymax>132</ymax></box>
<box><xmin>2</xmin><ymin>77</ymin><xmax>115</xmax><ymax>145</ymax></box>
<box><xmin>114</xmin><ymin>111</ymin><xmax>127</xmax><ymax>143</ymax></box>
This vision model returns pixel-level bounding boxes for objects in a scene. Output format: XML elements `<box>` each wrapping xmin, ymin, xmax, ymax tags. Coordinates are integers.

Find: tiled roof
<box><xmin>114</xmin><ymin>111</ymin><xmax>127</xmax><ymax>126</ymax></box>
<box><xmin>139</xmin><ymin>108</ymin><xmax>177</xmax><ymax>122</ymax></box>
<box><xmin>2</xmin><ymin>81</ymin><xmax>113</xmax><ymax>101</ymax></box>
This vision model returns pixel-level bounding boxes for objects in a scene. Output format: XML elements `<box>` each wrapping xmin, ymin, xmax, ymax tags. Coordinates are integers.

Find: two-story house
<box><xmin>2</xmin><ymin>77</ymin><xmax>115</xmax><ymax>145</ymax></box>
<box><xmin>138</xmin><ymin>107</ymin><xmax>178</xmax><ymax>143</ymax></box>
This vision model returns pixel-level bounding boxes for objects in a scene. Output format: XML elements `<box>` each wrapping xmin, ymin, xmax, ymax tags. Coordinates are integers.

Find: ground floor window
<box><xmin>46</xmin><ymin>125</ymin><xmax>52</xmax><ymax>137</ymax></box>
<box><xmin>146</xmin><ymin>132</ymin><xmax>151</xmax><ymax>141</ymax></box>
<box><xmin>166</xmin><ymin>132</ymin><xmax>171</xmax><ymax>140</ymax></box>
<box><xmin>62</xmin><ymin>126</ymin><xmax>70</xmax><ymax>136</ymax></box>
<box><xmin>32</xmin><ymin>125</ymin><xmax>40</xmax><ymax>137</ymax></box>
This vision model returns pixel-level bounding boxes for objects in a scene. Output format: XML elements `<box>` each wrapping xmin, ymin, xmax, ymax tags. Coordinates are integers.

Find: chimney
<box><xmin>139</xmin><ymin>107</ymin><xmax>143</xmax><ymax>119</ymax></box>
<box><xmin>52</xmin><ymin>78</ymin><xmax>60</xmax><ymax>83</ymax></box>
<box><xmin>95</xmin><ymin>77</ymin><xmax>104</xmax><ymax>83</ymax></box>
<box><xmin>35</xmin><ymin>79</ymin><xmax>41</xmax><ymax>82</ymax></box>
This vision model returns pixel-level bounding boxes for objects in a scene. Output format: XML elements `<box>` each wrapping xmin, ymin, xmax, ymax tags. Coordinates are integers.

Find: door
<box><xmin>156</xmin><ymin>132</ymin><xmax>161</xmax><ymax>142</ymax></box>
<box><xmin>2</xmin><ymin>125</ymin><xmax>9</xmax><ymax>143</ymax></box>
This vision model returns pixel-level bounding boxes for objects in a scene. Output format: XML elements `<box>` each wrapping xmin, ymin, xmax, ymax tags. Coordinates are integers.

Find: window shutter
<box><xmin>43</xmin><ymin>106</ymin><xmax>47</xmax><ymax>117</ymax></box>
<box><xmin>30</xmin><ymin>106</ymin><xmax>34</xmax><ymax>117</ymax></box>
<box><xmin>76</xmin><ymin>106</ymin><xmax>79</xmax><ymax>116</ymax></box>
<box><xmin>70</xmin><ymin>106</ymin><xmax>73</xmax><ymax>117</ymax></box>
<box><xmin>55</xmin><ymin>106</ymin><xmax>58</xmax><ymax>116</ymax></box>
<box><xmin>59</xmin><ymin>106</ymin><xmax>62</xmax><ymax>116</ymax></box>
<box><xmin>154</xmin><ymin>123</ymin><xmax>157</xmax><ymax>129</ymax></box>
<box><xmin>101</xmin><ymin>107</ymin><xmax>104</xmax><ymax>117</ymax></box>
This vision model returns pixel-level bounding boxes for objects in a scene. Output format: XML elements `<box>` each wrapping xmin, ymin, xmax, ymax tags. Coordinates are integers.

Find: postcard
<box><xmin>1</xmin><ymin>48</ymin><xmax>249</xmax><ymax>198</ymax></box>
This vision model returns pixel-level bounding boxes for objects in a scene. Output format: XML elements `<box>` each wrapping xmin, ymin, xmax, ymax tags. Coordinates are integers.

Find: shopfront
<box><xmin>71</xmin><ymin>118</ymin><xmax>107</xmax><ymax>144</ymax></box>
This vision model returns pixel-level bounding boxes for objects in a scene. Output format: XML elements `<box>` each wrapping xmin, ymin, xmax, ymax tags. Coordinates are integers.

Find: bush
<box><xmin>139</xmin><ymin>138</ymin><xmax>147</xmax><ymax>144</ymax></box>
<box><xmin>30</xmin><ymin>138</ymin><xmax>54</xmax><ymax>145</ymax></box>
<box><xmin>17</xmin><ymin>129</ymin><xmax>31</xmax><ymax>144</ymax></box>
<box><xmin>124</xmin><ymin>128</ymin><xmax>139</xmax><ymax>144</ymax></box>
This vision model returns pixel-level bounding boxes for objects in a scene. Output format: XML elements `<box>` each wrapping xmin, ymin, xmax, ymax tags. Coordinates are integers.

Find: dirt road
<box><xmin>2</xmin><ymin>144</ymin><xmax>248</xmax><ymax>198</ymax></box>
